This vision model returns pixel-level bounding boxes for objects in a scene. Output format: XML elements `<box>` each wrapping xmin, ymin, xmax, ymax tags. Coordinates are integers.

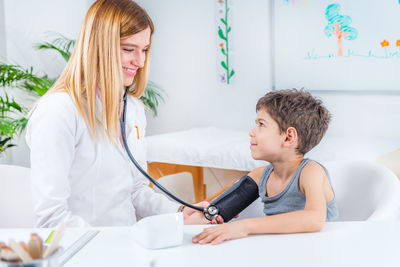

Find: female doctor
<box><xmin>26</xmin><ymin>0</ymin><xmax>206</xmax><ymax>227</ymax></box>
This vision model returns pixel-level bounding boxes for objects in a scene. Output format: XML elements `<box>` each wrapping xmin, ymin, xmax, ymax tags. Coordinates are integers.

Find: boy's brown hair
<box><xmin>256</xmin><ymin>89</ymin><xmax>331</xmax><ymax>155</ymax></box>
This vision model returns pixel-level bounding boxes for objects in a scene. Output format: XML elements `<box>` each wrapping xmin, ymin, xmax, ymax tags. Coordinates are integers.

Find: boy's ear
<box><xmin>283</xmin><ymin>127</ymin><xmax>298</xmax><ymax>147</ymax></box>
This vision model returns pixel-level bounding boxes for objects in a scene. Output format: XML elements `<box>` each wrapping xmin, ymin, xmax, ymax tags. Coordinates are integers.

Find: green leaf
<box><xmin>229</xmin><ymin>69</ymin><xmax>235</xmax><ymax>78</ymax></box>
<box><xmin>227</xmin><ymin>27</ymin><xmax>231</xmax><ymax>33</ymax></box>
<box><xmin>221</xmin><ymin>61</ymin><xmax>228</xmax><ymax>70</ymax></box>
<box><xmin>138</xmin><ymin>81</ymin><xmax>166</xmax><ymax>116</ymax></box>
<box><xmin>21</xmin><ymin>78</ymin><xmax>52</xmax><ymax>96</ymax></box>
<box><xmin>0</xmin><ymin>94</ymin><xmax>25</xmax><ymax>115</ymax></box>
<box><xmin>36</xmin><ymin>42</ymin><xmax>70</xmax><ymax>62</ymax></box>
<box><xmin>8</xmin><ymin>99</ymin><xmax>23</xmax><ymax>113</ymax></box>
<box><xmin>0</xmin><ymin>64</ymin><xmax>36</xmax><ymax>87</ymax></box>
<box><xmin>0</xmin><ymin>119</ymin><xmax>17</xmax><ymax>135</ymax></box>
<box><xmin>220</xmin><ymin>18</ymin><xmax>227</xmax><ymax>25</ymax></box>
<box><xmin>0</xmin><ymin>136</ymin><xmax>16</xmax><ymax>153</ymax></box>
<box><xmin>221</xmin><ymin>48</ymin><xmax>226</xmax><ymax>55</ymax></box>
<box><xmin>35</xmin><ymin>32</ymin><xmax>75</xmax><ymax>62</ymax></box>
<box><xmin>218</xmin><ymin>28</ymin><xmax>226</xmax><ymax>40</ymax></box>
<box><xmin>0</xmin><ymin>65</ymin><xmax>53</xmax><ymax>97</ymax></box>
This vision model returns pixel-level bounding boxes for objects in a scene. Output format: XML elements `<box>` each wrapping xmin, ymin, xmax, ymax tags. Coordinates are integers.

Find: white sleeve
<box><xmin>26</xmin><ymin>94</ymin><xmax>90</xmax><ymax>227</ymax></box>
<box><xmin>127</xmin><ymin>97</ymin><xmax>180</xmax><ymax>218</ymax></box>
<box><xmin>130</xmin><ymin>150</ymin><xmax>180</xmax><ymax>218</ymax></box>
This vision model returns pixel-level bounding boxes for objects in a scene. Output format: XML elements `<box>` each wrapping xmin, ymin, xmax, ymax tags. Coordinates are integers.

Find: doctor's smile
<box><xmin>122</xmin><ymin>67</ymin><xmax>137</xmax><ymax>76</ymax></box>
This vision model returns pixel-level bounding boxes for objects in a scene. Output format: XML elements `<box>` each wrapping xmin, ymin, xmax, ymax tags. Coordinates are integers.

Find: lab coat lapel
<box><xmin>94</xmin><ymin>97</ymin><xmax>128</xmax><ymax>157</ymax></box>
<box><xmin>122</xmin><ymin>99</ymin><xmax>140</xmax><ymax>154</ymax></box>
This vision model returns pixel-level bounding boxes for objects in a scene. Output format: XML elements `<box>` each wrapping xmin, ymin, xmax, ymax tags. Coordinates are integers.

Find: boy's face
<box><xmin>249</xmin><ymin>108</ymin><xmax>286</xmax><ymax>161</ymax></box>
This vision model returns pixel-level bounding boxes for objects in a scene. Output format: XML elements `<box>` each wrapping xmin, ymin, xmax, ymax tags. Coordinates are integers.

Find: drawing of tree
<box><xmin>324</xmin><ymin>4</ymin><xmax>358</xmax><ymax>56</ymax></box>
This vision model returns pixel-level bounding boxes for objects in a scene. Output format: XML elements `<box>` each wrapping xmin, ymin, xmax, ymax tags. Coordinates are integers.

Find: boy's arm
<box><xmin>246</xmin><ymin>161</ymin><xmax>327</xmax><ymax>234</ymax></box>
<box><xmin>185</xmin><ymin>166</ymin><xmax>266</xmax><ymax>225</ymax></box>
<box><xmin>247</xmin><ymin>166</ymin><xmax>265</xmax><ymax>184</ymax></box>
<box><xmin>193</xmin><ymin>163</ymin><xmax>327</xmax><ymax>244</ymax></box>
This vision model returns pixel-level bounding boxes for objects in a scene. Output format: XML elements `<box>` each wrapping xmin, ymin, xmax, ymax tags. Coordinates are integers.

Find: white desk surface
<box><xmin>2</xmin><ymin>221</ymin><xmax>395</xmax><ymax>267</ymax></box>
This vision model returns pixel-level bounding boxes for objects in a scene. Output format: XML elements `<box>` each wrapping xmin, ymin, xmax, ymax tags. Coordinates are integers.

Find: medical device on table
<box><xmin>121</xmin><ymin>87</ymin><xmax>258</xmax><ymax>222</ymax></box>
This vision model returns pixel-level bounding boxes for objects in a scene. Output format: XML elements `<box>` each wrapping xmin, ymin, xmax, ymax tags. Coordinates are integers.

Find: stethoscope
<box><xmin>120</xmin><ymin>87</ymin><xmax>219</xmax><ymax>221</ymax></box>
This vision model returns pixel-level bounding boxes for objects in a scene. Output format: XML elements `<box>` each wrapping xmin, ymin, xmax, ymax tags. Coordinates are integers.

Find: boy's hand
<box><xmin>192</xmin><ymin>221</ymin><xmax>249</xmax><ymax>245</ymax></box>
<box><xmin>210</xmin><ymin>215</ymin><xmax>225</xmax><ymax>224</ymax></box>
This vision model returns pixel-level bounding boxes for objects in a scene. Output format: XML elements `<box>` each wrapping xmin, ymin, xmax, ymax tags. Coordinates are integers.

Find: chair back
<box><xmin>0</xmin><ymin>164</ymin><xmax>35</xmax><ymax>228</ymax></box>
<box><xmin>325</xmin><ymin>160</ymin><xmax>400</xmax><ymax>221</ymax></box>
<box><xmin>235</xmin><ymin>160</ymin><xmax>400</xmax><ymax>221</ymax></box>
<box><xmin>153</xmin><ymin>172</ymin><xmax>196</xmax><ymax>204</ymax></box>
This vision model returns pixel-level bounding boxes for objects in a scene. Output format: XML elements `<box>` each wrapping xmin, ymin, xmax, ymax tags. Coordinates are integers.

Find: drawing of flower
<box><xmin>380</xmin><ymin>40</ymin><xmax>389</xmax><ymax>47</ymax></box>
<box><xmin>380</xmin><ymin>40</ymin><xmax>389</xmax><ymax>58</ymax></box>
<box><xmin>220</xmin><ymin>74</ymin><xmax>226</xmax><ymax>83</ymax></box>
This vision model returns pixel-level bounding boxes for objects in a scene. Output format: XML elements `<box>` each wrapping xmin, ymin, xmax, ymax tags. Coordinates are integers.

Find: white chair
<box><xmin>234</xmin><ymin>160</ymin><xmax>400</xmax><ymax>221</ymax></box>
<box><xmin>153</xmin><ymin>172</ymin><xmax>196</xmax><ymax>204</ymax></box>
<box><xmin>325</xmin><ymin>160</ymin><xmax>400</xmax><ymax>221</ymax></box>
<box><xmin>0</xmin><ymin>164</ymin><xmax>35</xmax><ymax>228</ymax></box>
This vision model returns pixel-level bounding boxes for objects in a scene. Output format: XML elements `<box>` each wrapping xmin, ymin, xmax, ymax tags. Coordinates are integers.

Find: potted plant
<box><xmin>0</xmin><ymin>33</ymin><xmax>164</xmax><ymax>154</ymax></box>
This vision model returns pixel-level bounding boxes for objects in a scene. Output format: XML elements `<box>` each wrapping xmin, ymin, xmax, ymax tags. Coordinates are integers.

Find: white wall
<box><xmin>135</xmin><ymin>0</ymin><xmax>400</xmax><ymax>141</ymax></box>
<box><xmin>317</xmin><ymin>93</ymin><xmax>400</xmax><ymax>139</ymax></box>
<box><xmin>1</xmin><ymin>0</ymin><xmax>93</xmax><ymax>166</ymax></box>
<box><xmin>0</xmin><ymin>0</ymin><xmax>6</xmax><ymax>59</ymax></box>
<box><xmin>136</xmin><ymin>0</ymin><xmax>272</xmax><ymax>135</ymax></box>
<box><xmin>1</xmin><ymin>0</ymin><xmax>399</xmax><ymax>167</ymax></box>
<box><xmin>3</xmin><ymin>0</ymin><xmax>90</xmax><ymax>76</ymax></box>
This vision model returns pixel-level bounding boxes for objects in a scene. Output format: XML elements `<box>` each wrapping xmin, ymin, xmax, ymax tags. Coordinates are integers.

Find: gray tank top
<box><xmin>258</xmin><ymin>158</ymin><xmax>339</xmax><ymax>221</ymax></box>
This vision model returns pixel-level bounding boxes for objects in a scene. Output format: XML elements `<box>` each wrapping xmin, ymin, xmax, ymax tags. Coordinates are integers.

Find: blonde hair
<box><xmin>47</xmin><ymin>0</ymin><xmax>154</xmax><ymax>142</ymax></box>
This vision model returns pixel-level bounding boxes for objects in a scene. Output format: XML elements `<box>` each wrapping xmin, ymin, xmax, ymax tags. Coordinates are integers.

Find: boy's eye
<box><xmin>258</xmin><ymin>122</ymin><xmax>264</xmax><ymax>127</ymax></box>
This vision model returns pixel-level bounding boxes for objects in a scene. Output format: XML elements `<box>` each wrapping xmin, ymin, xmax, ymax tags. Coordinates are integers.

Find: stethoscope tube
<box><xmin>120</xmin><ymin>87</ymin><xmax>210</xmax><ymax>214</ymax></box>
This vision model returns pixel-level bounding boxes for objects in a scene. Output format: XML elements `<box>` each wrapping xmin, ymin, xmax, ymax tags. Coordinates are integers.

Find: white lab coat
<box><xmin>26</xmin><ymin>92</ymin><xmax>179</xmax><ymax>227</ymax></box>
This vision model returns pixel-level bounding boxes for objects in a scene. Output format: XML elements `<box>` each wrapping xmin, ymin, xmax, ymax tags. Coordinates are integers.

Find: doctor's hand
<box><xmin>192</xmin><ymin>220</ymin><xmax>249</xmax><ymax>245</ymax></box>
<box><xmin>181</xmin><ymin>201</ymin><xmax>226</xmax><ymax>224</ymax></box>
<box><xmin>184</xmin><ymin>210</ymin><xmax>212</xmax><ymax>225</ymax></box>
<box><xmin>181</xmin><ymin>201</ymin><xmax>209</xmax><ymax>219</ymax></box>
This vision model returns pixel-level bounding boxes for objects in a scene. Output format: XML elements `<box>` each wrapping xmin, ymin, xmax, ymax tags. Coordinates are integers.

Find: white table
<box><xmin>59</xmin><ymin>221</ymin><xmax>399</xmax><ymax>267</ymax></box>
<box><xmin>1</xmin><ymin>222</ymin><xmax>399</xmax><ymax>266</ymax></box>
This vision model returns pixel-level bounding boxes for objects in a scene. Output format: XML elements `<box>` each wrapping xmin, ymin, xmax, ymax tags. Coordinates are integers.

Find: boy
<box><xmin>190</xmin><ymin>89</ymin><xmax>338</xmax><ymax>245</ymax></box>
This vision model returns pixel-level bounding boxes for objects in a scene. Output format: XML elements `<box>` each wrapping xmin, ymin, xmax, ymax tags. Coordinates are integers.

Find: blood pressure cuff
<box><xmin>211</xmin><ymin>175</ymin><xmax>259</xmax><ymax>222</ymax></box>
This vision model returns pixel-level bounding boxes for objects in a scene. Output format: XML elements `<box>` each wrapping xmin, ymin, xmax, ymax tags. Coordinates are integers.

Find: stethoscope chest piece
<box><xmin>204</xmin><ymin>205</ymin><xmax>219</xmax><ymax>221</ymax></box>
